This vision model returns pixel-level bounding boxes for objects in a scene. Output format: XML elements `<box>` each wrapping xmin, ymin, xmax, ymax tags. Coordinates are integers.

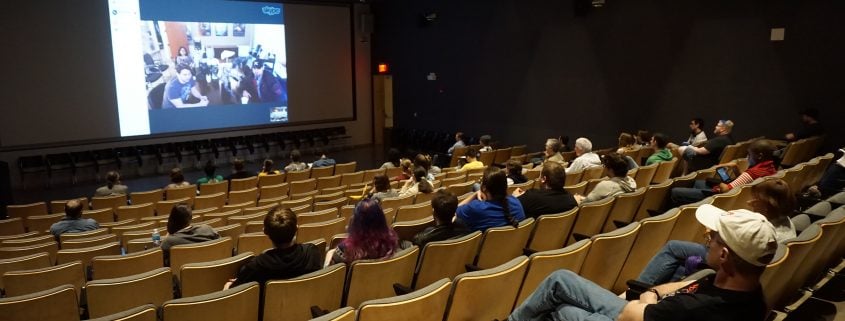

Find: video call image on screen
<box><xmin>109</xmin><ymin>0</ymin><xmax>288</xmax><ymax>137</ymax></box>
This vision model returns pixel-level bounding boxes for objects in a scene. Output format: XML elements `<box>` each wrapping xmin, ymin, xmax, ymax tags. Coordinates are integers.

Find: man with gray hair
<box><xmin>544</xmin><ymin>138</ymin><xmax>566</xmax><ymax>165</ymax></box>
<box><xmin>566</xmin><ymin>137</ymin><xmax>601</xmax><ymax>174</ymax></box>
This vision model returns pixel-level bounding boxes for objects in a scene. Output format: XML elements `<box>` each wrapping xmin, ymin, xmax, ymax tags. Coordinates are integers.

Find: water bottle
<box><xmin>152</xmin><ymin>228</ymin><xmax>161</xmax><ymax>247</ymax></box>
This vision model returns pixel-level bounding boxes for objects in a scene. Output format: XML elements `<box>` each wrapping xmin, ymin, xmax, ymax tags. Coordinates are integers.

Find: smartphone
<box><xmin>716</xmin><ymin>167</ymin><xmax>733</xmax><ymax>183</ymax></box>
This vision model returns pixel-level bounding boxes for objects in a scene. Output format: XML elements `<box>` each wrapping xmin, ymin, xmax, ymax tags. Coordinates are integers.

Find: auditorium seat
<box><xmin>344</xmin><ymin>246</ymin><xmax>419</xmax><ymax>307</ymax></box>
<box><xmin>309</xmin><ymin>307</ymin><xmax>356</xmax><ymax>321</ymax></box>
<box><xmin>562</xmin><ymin>181</ymin><xmax>588</xmax><ymax>196</ymax></box>
<box><xmin>632</xmin><ymin>179</ymin><xmax>673</xmax><ymax>221</ymax></box>
<box><xmin>313</xmin><ymin>197</ymin><xmax>347</xmax><ymax>212</ymax></box>
<box><xmin>230</xmin><ymin>176</ymin><xmax>259</xmax><ymax>192</ymax></box>
<box><xmin>392</xmin><ymin>217</ymin><xmax>434</xmax><ymax>242</ymax></box>
<box><xmin>243</xmin><ymin>203</ymin><xmax>276</xmax><ymax>216</ymax></box>
<box><xmin>667</xmin><ymin>203</ymin><xmax>709</xmax><ymax>243</ymax></box>
<box><xmin>204</xmin><ymin>210</ymin><xmax>243</xmax><ymax>224</ymax></box>
<box><xmin>0</xmin><ymin>218</ymin><xmax>25</xmax><ymax>236</ymax></box>
<box><xmin>579</xmin><ymin>222</ymin><xmax>641</xmax><ymax>290</ymax></box>
<box><xmin>357</xmin><ymin>278</ymin><xmax>452</xmax><ymax>321</ymax></box>
<box><xmin>291</xmin><ymin>190</ymin><xmax>320</xmax><ymax>202</ymax></box>
<box><xmin>91</xmin><ymin>194</ymin><xmax>128</xmax><ymax>213</ymax></box>
<box><xmin>0</xmin><ymin>241</ymin><xmax>59</xmax><ymax>263</ymax></box>
<box><xmin>651</xmin><ymin>157</ymin><xmax>677</xmax><ymax>184</ymax></box>
<box><xmin>259</xmin><ymin>183</ymin><xmax>290</xmax><ymax>200</ymax></box>
<box><xmin>169</xmin><ymin>237</ymin><xmax>233</xmax><ymax>279</ymax></box>
<box><xmin>86</xmin><ymin>267</ymin><xmax>172</xmax><ymax>318</ymax></box>
<box><xmin>56</xmin><ymin>242</ymin><xmax>121</xmax><ymax>270</ymax></box>
<box><xmin>236</xmin><ymin>232</ymin><xmax>272</xmax><ymax>255</ymax></box>
<box><xmin>286</xmin><ymin>170</ymin><xmax>312</xmax><ymax>183</ymax></box>
<box><xmin>3</xmin><ymin>260</ymin><xmax>85</xmax><ymax>299</ymax></box>
<box><xmin>258</xmin><ymin>173</ymin><xmax>285</xmax><ymax>187</ymax></box>
<box><xmin>762</xmin><ymin>224</ymin><xmax>822</xmax><ymax>309</ymax></box>
<box><xmin>161</xmin><ymin>282</ymin><xmax>260</xmax><ymax>321</ymax></box>
<box><xmin>473</xmin><ymin>218</ymin><xmax>535</xmax><ymax>270</ymax></box>
<box><xmin>180</xmin><ymin>252</ymin><xmax>253</xmax><ymax>297</ymax></box>
<box><xmin>633</xmin><ymin>162</ymin><xmax>659</xmax><ymax>188</ymax></box>
<box><xmin>116</xmin><ymin>203</ymin><xmax>155</xmax><ymax>221</ymax></box>
<box><xmin>2</xmin><ymin>234</ymin><xmax>54</xmax><ymax>247</ymax></box>
<box><xmin>49</xmin><ymin>198</ymin><xmax>87</xmax><ymax>215</ymax></box>
<box><xmin>311</xmin><ymin>165</ymin><xmax>335</xmax><ymax>179</ymax></box>
<box><xmin>361</xmin><ymin>169</ymin><xmax>385</xmax><ymax>183</ymax></box>
<box><xmin>568</xmin><ymin>197</ymin><xmax>615</xmax><ymax>244</ymax></box>
<box><xmin>611</xmin><ymin>209</ymin><xmax>681</xmax><ymax>293</ymax></box>
<box><xmin>602</xmin><ymin>187</ymin><xmax>647</xmax><ymax>233</ymax></box>
<box><xmin>298</xmin><ymin>218</ymin><xmax>346</xmax><ymax>244</ymax></box>
<box><xmin>60</xmin><ymin>233</ymin><xmax>117</xmax><ymax>249</ymax></box>
<box><xmin>156</xmin><ymin>198</ymin><xmax>190</xmax><ymax>216</ymax></box>
<box><xmin>25</xmin><ymin>213</ymin><xmax>64</xmax><ymax>233</ymax></box>
<box><xmin>228</xmin><ymin>187</ymin><xmax>258</xmax><ymax>206</ymax></box>
<box><xmin>92</xmin><ymin>248</ymin><xmax>163</xmax><ymax>280</ymax></box>
<box><xmin>199</xmin><ymin>181</ymin><xmax>228</xmax><ymax>196</ymax></box>
<box><xmin>129</xmin><ymin>189</ymin><xmax>164</xmax><ymax>207</ymax></box>
<box><xmin>506</xmin><ymin>179</ymin><xmax>534</xmax><ymax>195</ymax></box>
<box><xmin>443</xmin><ymin>256</ymin><xmax>528</xmax><ymax>321</ymax></box>
<box><xmin>525</xmin><ymin>208</ymin><xmax>578</xmax><ymax>253</ymax></box>
<box><xmin>264</xmin><ymin>264</ymin><xmax>347</xmax><ymax>321</ymax></box>
<box><xmin>0</xmin><ymin>252</ymin><xmax>51</xmax><ymax>291</ymax></box>
<box><xmin>516</xmin><ymin>239</ymin><xmax>591</xmax><ymax>306</ymax></box>
<box><xmin>298</xmin><ymin>208</ymin><xmax>340</xmax><ymax>225</ymax></box>
<box><xmin>0</xmin><ymin>284</ymin><xmax>79</xmax><ymax>321</ymax></box>
<box><xmin>87</xmin><ymin>304</ymin><xmax>157</xmax><ymax>321</ymax></box>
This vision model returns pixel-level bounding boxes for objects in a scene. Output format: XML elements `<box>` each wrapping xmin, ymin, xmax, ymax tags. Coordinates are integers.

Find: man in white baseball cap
<box><xmin>509</xmin><ymin>203</ymin><xmax>777</xmax><ymax>321</ymax></box>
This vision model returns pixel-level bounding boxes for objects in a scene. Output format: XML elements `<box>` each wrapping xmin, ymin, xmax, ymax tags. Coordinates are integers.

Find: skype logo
<box><xmin>262</xmin><ymin>6</ymin><xmax>281</xmax><ymax>16</ymax></box>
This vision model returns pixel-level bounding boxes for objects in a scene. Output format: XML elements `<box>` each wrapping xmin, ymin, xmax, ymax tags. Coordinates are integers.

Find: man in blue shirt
<box><xmin>49</xmin><ymin>199</ymin><xmax>99</xmax><ymax>240</ymax></box>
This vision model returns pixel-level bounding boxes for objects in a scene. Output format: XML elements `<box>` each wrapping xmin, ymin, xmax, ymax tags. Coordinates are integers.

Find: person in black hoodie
<box><xmin>228</xmin><ymin>207</ymin><xmax>322</xmax><ymax>287</ymax></box>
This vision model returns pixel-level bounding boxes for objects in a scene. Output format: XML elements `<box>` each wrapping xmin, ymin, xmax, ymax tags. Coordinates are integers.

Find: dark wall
<box><xmin>371</xmin><ymin>0</ymin><xmax>844</xmax><ymax>152</ymax></box>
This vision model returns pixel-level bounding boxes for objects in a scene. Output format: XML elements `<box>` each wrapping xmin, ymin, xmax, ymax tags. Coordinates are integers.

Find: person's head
<box><xmin>690</xmin><ymin>118</ymin><xmax>704</xmax><ymax>132</ymax></box>
<box><xmin>636</xmin><ymin>130</ymin><xmax>651</xmax><ymax>145</ymax></box>
<box><xmin>251</xmin><ymin>60</ymin><xmax>265</xmax><ymax>73</ymax></box>
<box><xmin>431</xmin><ymin>190</ymin><xmax>458</xmax><ymax>225</ymax></box>
<box><xmin>64</xmin><ymin>200</ymin><xmax>84</xmax><ymax>219</ymax></box>
<box><xmin>749</xmin><ymin>178</ymin><xmax>795</xmax><ymax>221</ymax></box>
<box><xmin>714</xmin><ymin>119</ymin><xmax>734</xmax><ymax>135</ymax></box>
<box><xmin>746</xmin><ymin>139</ymin><xmax>776</xmax><ymax>165</ymax></box>
<box><xmin>651</xmin><ymin>133</ymin><xmax>669</xmax><ymax>149</ymax></box>
<box><xmin>618</xmin><ymin>133</ymin><xmax>635</xmax><ymax>148</ymax></box>
<box><xmin>602</xmin><ymin>153</ymin><xmax>629</xmax><ymax>178</ymax></box>
<box><xmin>465</xmin><ymin>147</ymin><xmax>478</xmax><ymax>160</ymax></box>
<box><xmin>480</xmin><ymin>135</ymin><xmax>492</xmax><ymax>147</ymax></box>
<box><xmin>506</xmin><ymin>159</ymin><xmax>524</xmax><ymax>177</ymax></box>
<box><xmin>262</xmin><ymin>159</ymin><xmax>275</xmax><ymax>173</ymax></box>
<box><xmin>344</xmin><ymin>198</ymin><xmax>398</xmax><ymax>262</ymax></box>
<box><xmin>290</xmin><ymin>149</ymin><xmax>302</xmax><ymax>163</ymax></box>
<box><xmin>387</xmin><ymin>148</ymin><xmax>401</xmax><ymax>166</ymax></box>
<box><xmin>801</xmin><ymin>108</ymin><xmax>820</xmax><ymax>124</ymax></box>
<box><xmin>481</xmin><ymin>166</ymin><xmax>517</xmax><ymax>227</ymax></box>
<box><xmin>263</xmin><ymin>207</ymin><xmax>297</xmax><ymax>248</ymax></box>
<box><xmin>696</xmin><ymin>204</ymin><xmax>778</xmax><ymax>277</ymax></box>
<box><xmin>170</xmin><ymin>167</ymin><xmax>185</xmax><ymax>184</ymax></box>
<box><xmin>313</xmin><ymin>147</ymin><xmax>327</xmax><ymax>159</ymax></box>
<box><xmin>455</xmin><ymin>132</ymin><xmax>464</xmax><ymax>142</ymax></box>
<box><xmin>400</xmin><ymin>158</ymin><xmax>413</xmax><ymax>174</ymax></box>
<box><xmin>232</xmin><ymin>158</ymin><xmax>245</xmax><ymax>172</ymax></box>
<box><xmin>372</xmin><ymin>174</ymin><xmax>391</xmax><ymax>192</ymax></box>
<box><xmin>203</xmin><ymin>160</ymin><xmax>217</xmax><ymax>177</ymax></box>
<box><xmin>544</xmin><ymin>138</ymin><xmax>562</xmax><ymax>156</ymax></box>
<box><xmin>178</xmin><ymin>46</ymin><xmax>188</xmax><ymax>56</ymax></box>
<box><xmin>574</xmin><ymin>137</ymin><xmax>593</xmax><ymax>156</ymax></box>
<box><xmin>175</xmin><ymin>64</ymin><xmax>193</xmax><ymax>84</ymax></box>
<box><xmin>105</xmin><ymin>171</ymin><xmax>120</xmax><ymax>188</ymax></box>
<box><xmin>413</xmin><ymin>154</ymin><xmax>432</xmax><ymax>171</ymax></box>
<box><xmin>167</xmin><ymin>204</ymin><xmax>193</xmax><ymax>234</ymax></box>
<box><xmin>540</xmin><ymin>161</ymin><xmax>566</xmax><ymax>190</ymax></box>
<box><xmin>413</xmin><ymin>166</ymin><xmax>433</xmax><ymax>193</ymax></box>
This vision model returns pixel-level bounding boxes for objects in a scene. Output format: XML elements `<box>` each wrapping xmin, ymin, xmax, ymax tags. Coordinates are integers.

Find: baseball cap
<box><xmin>695</xmin><ymin>204</ymin><xmax>778</xmax><ymax>266</ymax></box>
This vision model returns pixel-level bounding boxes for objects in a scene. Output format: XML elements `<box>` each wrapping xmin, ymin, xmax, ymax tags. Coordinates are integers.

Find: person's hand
<box><xmin>574</xmin><ymin>194</ymin><xmax>585</xmax><ymax>204</ymax></box>
<box><xmin>476</xmin><ymin>190</ymin><xmax>487</xmax><ymax>201</ymax></box>
<box><xmin>512</xmin><ymin>187</ymin><xmax>525</xmax><ymax>197</ymax></box>
<box><xmin>785</xmin><ymin>133</ymin><xmax>795</xmax><ymax>141</ymax></box>
<box><xmin>243</xmin><ymin>91</ymin><xmax>251</xmax><ymax>98</ymax></box>
<box><xmin>223</xmin><ymin>279</ymin><xmax>236</xmax><ymax>290</ymax></box>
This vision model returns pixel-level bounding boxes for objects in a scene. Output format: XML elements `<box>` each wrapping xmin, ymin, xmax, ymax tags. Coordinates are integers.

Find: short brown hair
<box><xmin>264</xmin><ymin>207</ymin><xmax>297</xmax><ymax>247</ymax></box>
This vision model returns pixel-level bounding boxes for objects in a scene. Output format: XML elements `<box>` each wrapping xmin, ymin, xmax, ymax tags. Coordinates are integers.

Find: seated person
<box><xmin>646</xmin><ymin>133</ymin><xmax>674</xmax><ymax>165</ymax></box>
<box><xmin>412</xmin><ymin>190</ymin><xmax>471</xmax><ymax>247</ymax></box>
<box><xmin>460</xmin><ymin>147</ymin><xmax>485</xmax><ymax>171</ymax></box>
<box><xmin>165</xmin><ymin>167</ymin><xmax>191</xmax><ymax>190</ymax></box>
<box><xmin>196</xmin><ymin>161</ymin><xmax>224</xmax><ymax>186</ymax></box>
<box><xmin>284</xmin><ymin>149</ymin><xmax>309</xmax><ymax>172</ymax></box>
<box><xmin>365</xmin><ymin>174</ymin><xmax>400</xmax><ymax>202</ymax></box>
<box><xmin>679</xmin><ymin>120</ymin><xmax>735</xmax><ymax>172</ymax></box>
<box><xmin>227</xmin><ymin>158</ymin><xmax>257</xmax><ymax>180</ymax></box>
<box><xmin>668</xmin><ymin>117</ymin><xmax>707</xmax><ymax>149</ymax></box>
<box><xmin>785</xmin><ymin>108</ymin><xmax>824</xmax><ymax>142</ymax></box>
<box><xmin>250</xmin><ymin>60</ymin><xmax>284</xmax><ymax>103</ymax></box>
<box><xmin>616</xmin><ymin>132</ymin><xmax>640</xmax><ymax>154</ymax></box>
<box><xmin>670</xmin><ymin>139</ymin><xmax>777</xmax><ymax>206</ymax></box>
<box><xmin>393</xmin><ymin>159</ymin><xmax>413</xmax><ymax>181</ymax></box>
<box><xmin>478</xmin><ymin>135</ymin><xmax>493</xmax><ymax>153</ymax></box>
<box><xmin>638</xmin><ymin>178</ymin><xmax>795</xmax><ymax>285</ymax></box>
<box><xmin>414</xmin><ymin>153</ymin><xmax>441</xmax><ymax>180</ymax></box>
<box><xmin>328</xmin><ymin>198</ymin><xmax>407</xmax><ymax>265</ymax></box>
<box><xmin>161</xmin><ymin>204</ymin><xmax>220</xmax><ymax>266</ymax></box>
<box><xmin>95</xmin><ymin>171</ymin><xmax>128</xmax><ymax>197</ymax></box>
<box><xmin>541</xmin><ymin>138</ymin><xmax>567</xmax><ymax>166</ymax></box>
<box><xmin>50</xmin><ymin>200</ymin><xmax>99</xmax><ymax>240</ymax></box>
<box><xmin>447</xmin><ymin>131</ymin><xmax>466</xmax><ymax>155</ymax></box>
<box><xmin>398</xmin><ymin>167</ymin><xmax>435</xmax><ymax>198</ymax></box>
<box><xmin>161</xmin><ymin>64</ymin><xmax>208</xmax><ymax>108</ymax></box>
<box><xmin>311</xmin><ymin>148</ymin><xmax>337</xmax><ymax>168</ymax></box>
<box><xmin>514</xmin><ymin>161</ymin><xmax>578</xmax><ymax>218</ymax></box>
<box><xmin>258</xmin><ymin>159</ymin><xmax>281</xmax><ymax>176</ymax></box>
<box><xmin>227</xmin><ymin>207</ymin><xmax>322</xmax><ymax>288</ymax></box>
<box><xmin>806</xmin><ymin>147</ymin><xmax>845</xmax><ymax>198</ymax></box>
<box><xmin>566</xmin><ymin>137</ymin><xmax>601</xmax><ymax>174</ymax></box>
<box><xmin>456</xmin><ymin>166</ymin><xmax>526</xmax><ymax>232</ymax></box>
<box><xmin>510</xmin><ymin>205</ymin><xmax>776</xmax><ymax>321</ymax></box>
<box><xmin>380</xmin><ymin>148</ymin><xmax>401</xmax><ymax>169</ymax></box>
<box><xmin>576</xmin><ymin>153</ymin><xmax>636</xmax><ymax>204</ymax></box>
<box><xmin>506</xmin><ymin>159</ymin><xmax>528</xmax><ymax>185</ymax></box>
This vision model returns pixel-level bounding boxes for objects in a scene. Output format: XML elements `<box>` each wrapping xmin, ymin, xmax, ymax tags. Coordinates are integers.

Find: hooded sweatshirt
<box><xmin>231</xmin><ymin>243</ymin><xmax>323</xmax><ymax>287</ymax></box>
<box><xmin>583</xmin><ymin>176</ymin><xmax>637</xmax><ymax>203</ymax></box>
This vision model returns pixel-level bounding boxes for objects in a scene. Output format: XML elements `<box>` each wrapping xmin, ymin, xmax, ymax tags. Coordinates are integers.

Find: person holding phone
<box><xmin>670</xmin><ymin>139</ymin><xmax>777</xmax><ymax>206</ymax></box>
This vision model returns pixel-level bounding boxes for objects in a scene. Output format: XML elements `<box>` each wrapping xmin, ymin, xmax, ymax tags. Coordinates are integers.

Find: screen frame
<box><xmin>0</xmin><ymin>0</ymin><xmax>357</xmax><ymax>152</ymax></box>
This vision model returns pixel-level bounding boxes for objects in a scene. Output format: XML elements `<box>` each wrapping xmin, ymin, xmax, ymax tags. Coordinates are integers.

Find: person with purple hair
<box><xmin>326</xmin><ymin>198</ymin><xmax>407</xmax><ymax>265</ymax></box>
